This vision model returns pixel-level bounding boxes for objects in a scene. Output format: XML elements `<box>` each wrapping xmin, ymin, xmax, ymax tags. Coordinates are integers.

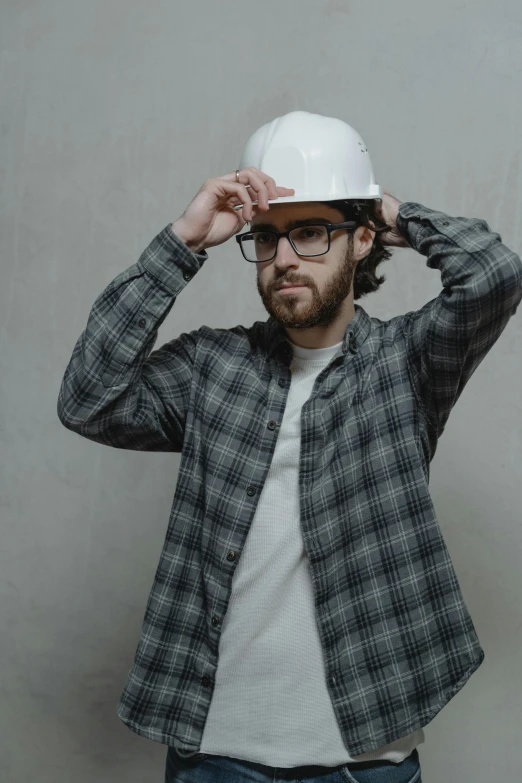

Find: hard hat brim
<box><xmin>233</xmin><ymin>193</ymin><xmax>381</xmax><ymax>212</ymax></box>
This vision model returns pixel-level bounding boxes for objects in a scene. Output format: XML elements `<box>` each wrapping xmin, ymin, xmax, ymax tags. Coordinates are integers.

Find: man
<box><xmin>57</xmin><ymin>112</ymin><xmax>522</xmax><ymax>783</ymax></box>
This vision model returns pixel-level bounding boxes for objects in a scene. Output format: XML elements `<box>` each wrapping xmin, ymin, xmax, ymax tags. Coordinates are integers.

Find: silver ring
<box><xmin>235</xmin><ymin>169</ymin><xmax>240</xmax><ymax>183</ymax></box>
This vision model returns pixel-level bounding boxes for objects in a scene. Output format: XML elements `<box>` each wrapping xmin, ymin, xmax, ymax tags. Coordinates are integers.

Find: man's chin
<box><xmin>269</xmin><ymin>310</ymin><xmax>315</xmax><ymax>328</ymax></box>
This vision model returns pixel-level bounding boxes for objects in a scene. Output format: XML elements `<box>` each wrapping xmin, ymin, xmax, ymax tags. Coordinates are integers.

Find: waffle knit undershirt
<box><xmin>199</xmin><ymin>336</ymin><xmax>425</xmax><ymax>767</ymax></box>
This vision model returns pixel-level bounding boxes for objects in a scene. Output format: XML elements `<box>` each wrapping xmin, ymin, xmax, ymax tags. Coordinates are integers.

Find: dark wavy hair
<box><xmin>319</xmin><ymin>199</ymin><xmax>394</xmax><ymax>300</ymax></box>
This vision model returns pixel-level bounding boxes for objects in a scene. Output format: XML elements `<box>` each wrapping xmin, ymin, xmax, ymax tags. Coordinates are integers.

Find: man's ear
<box><xmin>354</xmin><ymin>224</ymin><xmax>375</xmax><ymax>260</ymax></box>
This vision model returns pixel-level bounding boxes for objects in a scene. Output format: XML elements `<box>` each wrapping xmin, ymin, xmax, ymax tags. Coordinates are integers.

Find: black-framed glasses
<box><xmin>235</xmin><ymin>221</ymin><xmax>358</xmax><ymax>263</ymax></box>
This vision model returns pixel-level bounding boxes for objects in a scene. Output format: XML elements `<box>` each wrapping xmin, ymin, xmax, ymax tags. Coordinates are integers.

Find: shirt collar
<box><xmin>263</xmin><ymin>303</ymin><xmax>372</xmax><ymax>362</ymax></box>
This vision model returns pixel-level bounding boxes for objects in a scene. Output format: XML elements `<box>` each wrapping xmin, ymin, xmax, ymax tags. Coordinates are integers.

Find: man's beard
<box><xmin>256</xmin><ymin>238</ymin><xmax>358</xmax><ymax>330</ymax></box>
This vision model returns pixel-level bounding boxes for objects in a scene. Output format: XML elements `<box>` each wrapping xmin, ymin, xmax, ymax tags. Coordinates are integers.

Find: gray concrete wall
<box><xmin>1</xmin><ymin>1</ymin><xmax>521</xmax><ymax>780</ymax></box>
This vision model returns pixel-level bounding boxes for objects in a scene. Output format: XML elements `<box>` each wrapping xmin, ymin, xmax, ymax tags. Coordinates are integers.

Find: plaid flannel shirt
<box><xmin>57</xmin><ymin>201</ymin><xmax>522</xmax><ymax>756</ymax></box>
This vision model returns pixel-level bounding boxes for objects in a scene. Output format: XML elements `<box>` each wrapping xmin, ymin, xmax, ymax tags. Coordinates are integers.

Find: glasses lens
<box><xmin>290</xmin><ymin>225</ymin><xmax>329</xmax><ymax>255</ymax></box>
<box><xmin>241</xmin><ymin>232</ymin><xmax>277</xmax><ymax>262</ymax></box>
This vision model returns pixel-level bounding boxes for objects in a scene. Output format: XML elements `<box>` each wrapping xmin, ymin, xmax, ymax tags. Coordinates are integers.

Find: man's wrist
<box><xmin>170</xmin><ymin>220</ymin><xmax>204</xmax><ymax>254</ymax></box>
<box><xmin>395</xmin><ymin>204</ymin><xmax>409</xmax><ymax>239</ymax></box>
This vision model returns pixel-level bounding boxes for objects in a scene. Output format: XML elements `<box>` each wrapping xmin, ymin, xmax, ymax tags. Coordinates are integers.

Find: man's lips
<box><xmin>276</xmin><ymin>283</ymin><xmax>308</xmax><ymax>291</ymax></box>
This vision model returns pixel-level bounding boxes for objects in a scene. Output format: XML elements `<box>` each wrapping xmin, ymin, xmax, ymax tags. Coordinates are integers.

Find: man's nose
<box><xmin>273</xmin><ymin>236</ymin><xmax>300</xmax><ymax>267</ymax></box>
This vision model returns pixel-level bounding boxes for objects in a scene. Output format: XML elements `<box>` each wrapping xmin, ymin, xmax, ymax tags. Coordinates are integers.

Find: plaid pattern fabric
<box><xmin>57</xmin><ymin>201</ymin><xmax>522</xmax><ymax>756</ymax></box>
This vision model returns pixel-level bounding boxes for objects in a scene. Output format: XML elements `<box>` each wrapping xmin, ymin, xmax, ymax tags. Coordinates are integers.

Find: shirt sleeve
<box><xmin>396</xmin><ymin>201</ymin><xmax>522</xmax><ymax>434</ymax></box>
<box><xmin>57</xmin><ymin>224</ymin><xmax>209</xmax><ymax>452</ymax></box>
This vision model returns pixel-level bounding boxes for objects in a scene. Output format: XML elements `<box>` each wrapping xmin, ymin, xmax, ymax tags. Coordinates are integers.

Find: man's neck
<box><xmin>284</xmin><ymin>302</ymin><xmax>356</xmax><ymax>349</ymax></box>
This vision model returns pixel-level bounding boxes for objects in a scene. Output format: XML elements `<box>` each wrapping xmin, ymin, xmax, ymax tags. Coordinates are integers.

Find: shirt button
<box><xmin>183</xmin><ymin>271</ymin><xmax>192</xmax><ymax>281</ymax></box>
<box><xmin>442</xmin><ymin>221</ymin><xmax>449</xmax><ymax>226</ymax></box>
<box><xmin>226</xmin><ymin>550</ymin><xmax>236</xmax><ymax>561</ymax></box>
<box><xmin>138</xmin><ymin>318</ymin><xmax>147</xmax><ymax>328</ymax></box>
<box><xmin>246</xmin><ymin>486</ymin><xmax>256</xmax><ymax>496</ymax></box>
<box><xmin>201</xmin><ymin>675</ymin><xmax>211</xmax><ymax>686</ymax></box>
<box><xmin>211</xmin><ymin>616</ymin><xmax>220</xmax><ymax>627</ymax></box>
<box><xmin>267</xmin><ymin>420</ymin><xmax>277</xmax><ymax>430</ymax></box>
<box><xmin>278</xmin><ymin>378</ymin><xmax>286</xmax><ymax>387</ymax></box>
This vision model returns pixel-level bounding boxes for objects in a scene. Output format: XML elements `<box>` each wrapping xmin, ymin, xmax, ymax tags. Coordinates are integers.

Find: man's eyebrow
<box><xmin>249</xmin><ymin>217</ymin><xmax>333</xmax><ymax>232</ymax></box>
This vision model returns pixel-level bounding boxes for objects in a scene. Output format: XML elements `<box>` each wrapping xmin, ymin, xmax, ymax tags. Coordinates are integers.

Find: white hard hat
<box><xmin>238</xmin><ymin>110</ymin><xmax>382</xmax><ymax>206</ymax></box>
